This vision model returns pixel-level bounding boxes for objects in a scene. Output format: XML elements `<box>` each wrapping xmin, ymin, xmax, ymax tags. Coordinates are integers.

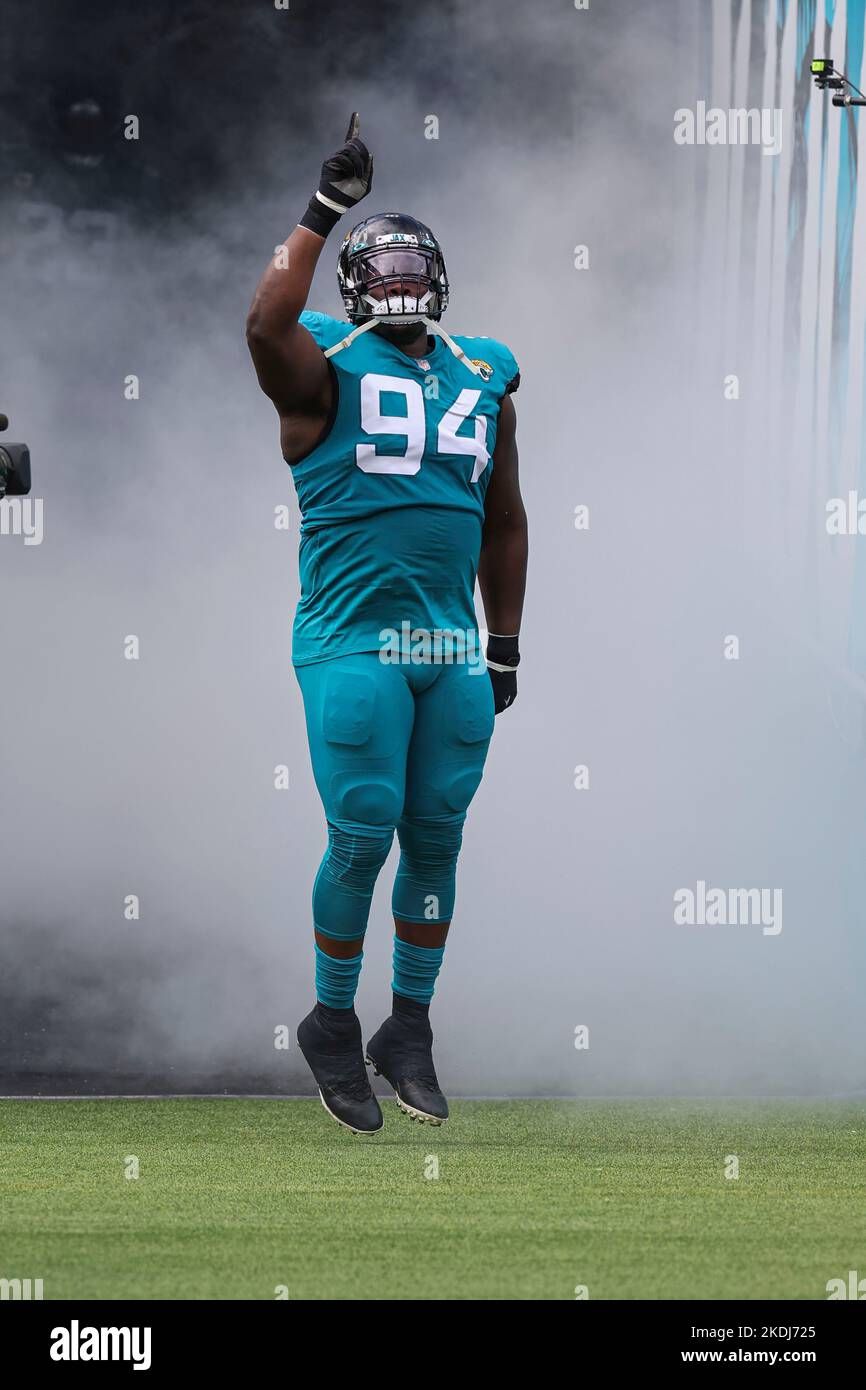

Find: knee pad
<box><xmin>392</xmin><ymin>812</ymin><xmax>466</xmax><ymax>924</ymax></box>
<box><xmin>331</xmin><ymin>775</ymin><xmax>403</xmax><ymax>825</ymax></box>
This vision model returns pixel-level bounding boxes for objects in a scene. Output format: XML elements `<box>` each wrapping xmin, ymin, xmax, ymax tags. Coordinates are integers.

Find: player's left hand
<box><xmin>486</xmin><ymin>634</ymin><xmax>520</xmax><ymax>714</ymax></box>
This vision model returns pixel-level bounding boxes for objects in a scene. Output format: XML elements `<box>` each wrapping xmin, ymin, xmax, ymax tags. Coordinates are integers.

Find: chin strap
<box><xmin>323</xmin><ymin>315</ymin><xmax>482</xmax><ymax>375</ymax></box>
<box><xmin>322</xmin><ymin>317</ymin><xmax>379</xmax><ymax>359</ymax></box>
<box><xmin>420</xmin><ymin>317</ymin><xmax>482</xmax><ymax>374</ymax></box>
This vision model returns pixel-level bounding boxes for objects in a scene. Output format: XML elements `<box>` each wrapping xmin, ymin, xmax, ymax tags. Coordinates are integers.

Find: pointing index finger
<box><xmin>345</xmin><ymin>111</ymin><xmax>360</xmax><ymax>142</ymax></box>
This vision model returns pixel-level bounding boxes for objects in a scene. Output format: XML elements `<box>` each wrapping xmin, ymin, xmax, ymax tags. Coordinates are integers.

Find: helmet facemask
<box><xmin>352</xmin><ymin>249</ymin><xmax>437</xmax><ymax>324</ymax></box>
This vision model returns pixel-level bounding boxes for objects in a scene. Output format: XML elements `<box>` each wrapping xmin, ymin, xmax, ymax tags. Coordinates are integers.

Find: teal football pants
<box><xmin>295</xmin><ymin>652</ymin><xmax>495</xmax><ymax>941</ymax></box>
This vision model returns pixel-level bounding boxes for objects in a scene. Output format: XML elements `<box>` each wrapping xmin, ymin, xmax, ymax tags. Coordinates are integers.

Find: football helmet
<box><xmin>337</xmin><ymin>213</ymin><xmax>449</xmax><ymax>324</ymax></box>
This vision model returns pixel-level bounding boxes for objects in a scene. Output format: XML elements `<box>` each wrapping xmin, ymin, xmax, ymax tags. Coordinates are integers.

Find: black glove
<box><xmin>300</xmin><ymin>112</ymin><xmax>373</xmax><ymax>238</ymax></box>
<box><xmin>487</xmin><ymin>633</ymin><xmax>520</xmax><ymax>714</ymax></box>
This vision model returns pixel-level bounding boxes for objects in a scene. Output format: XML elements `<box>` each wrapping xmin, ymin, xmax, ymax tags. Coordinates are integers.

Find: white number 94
<box><xmin>355</xmin><ymin>372</ymin><xmax>489</xmax><ymax>481</ymax></box>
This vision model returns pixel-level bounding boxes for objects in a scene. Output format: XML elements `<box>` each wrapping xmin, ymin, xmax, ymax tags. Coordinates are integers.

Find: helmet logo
<box><xmin>374</xmin><ymin>232</ymin><xmax>418</xmax><ymax>245</ymax></box>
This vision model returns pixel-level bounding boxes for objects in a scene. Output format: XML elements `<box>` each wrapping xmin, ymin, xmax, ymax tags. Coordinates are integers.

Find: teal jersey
<box><xmin>290</xmin><ymin>310</ymin><xmax>519</xmax><ymax>665</ymax></box>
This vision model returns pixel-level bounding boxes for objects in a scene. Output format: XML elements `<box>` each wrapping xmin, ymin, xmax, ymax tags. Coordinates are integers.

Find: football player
<box><xmin>246</xmin><ymin>115</ymin><xmax>527</xmax><ymax>1134</ymax></box>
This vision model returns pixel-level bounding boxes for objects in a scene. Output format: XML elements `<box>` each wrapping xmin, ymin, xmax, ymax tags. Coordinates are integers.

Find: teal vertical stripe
<box><xmin>828</xmin><ymin>2</ymin><xmax>865</xmax><ymax>499</ymax></box>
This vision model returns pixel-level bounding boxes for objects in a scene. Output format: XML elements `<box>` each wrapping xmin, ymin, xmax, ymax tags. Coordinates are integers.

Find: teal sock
<box><xmin>315</xmin><ymin>943</ymin><xmax>363</xmax><ymax>1009</ymax></box>
<box><xmin>391</xmin><ymin>936</ymin><xmax>445</xmax><ymax>1004</ymax></box>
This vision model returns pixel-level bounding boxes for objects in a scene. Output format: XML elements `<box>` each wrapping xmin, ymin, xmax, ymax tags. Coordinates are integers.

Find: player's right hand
<box><xmin>301</xmin><ymin>113</ymin><xmax>373</xmax><ymax>237</ymax></box>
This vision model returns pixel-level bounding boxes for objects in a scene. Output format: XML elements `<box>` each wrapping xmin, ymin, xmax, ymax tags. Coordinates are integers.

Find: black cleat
<box><xmin>366</xmin><ymin>996</ymin><xmax>449</xmax><ymax>1125</ymax></box>
<box><xmin>297</xmin><ymin>1005</ymin><xmax>383</xmax><ymax>1135</ymax></box>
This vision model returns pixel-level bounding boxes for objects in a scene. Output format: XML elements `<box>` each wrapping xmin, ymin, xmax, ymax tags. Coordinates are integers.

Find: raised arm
<box><xmin>478</xmin><ymin>392</ymin><xmax>527</xmax><ymax>712</ymax></box>
<box><xmin>245</xmin><ymin>114</ymin><xmax>373</xmax><ymax>461</ymax></box>
<box><xmin>246</xmin><ymin>226</ymin><xmax>331</xmax><ymax>416</ymax></box>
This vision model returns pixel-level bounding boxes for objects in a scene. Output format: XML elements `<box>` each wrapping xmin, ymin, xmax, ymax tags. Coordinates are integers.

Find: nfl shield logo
<box><xmin>418</xmin><ymin>359</ymin><xmax>430</xmax><ymax>371</ymax></box>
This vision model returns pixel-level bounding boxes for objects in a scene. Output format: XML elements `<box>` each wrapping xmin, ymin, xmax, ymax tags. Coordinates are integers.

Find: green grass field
<box><xmin>2</xmin><ymin>1098</ymin><xmax>864</xmax><ymax>1300</ymax></box>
